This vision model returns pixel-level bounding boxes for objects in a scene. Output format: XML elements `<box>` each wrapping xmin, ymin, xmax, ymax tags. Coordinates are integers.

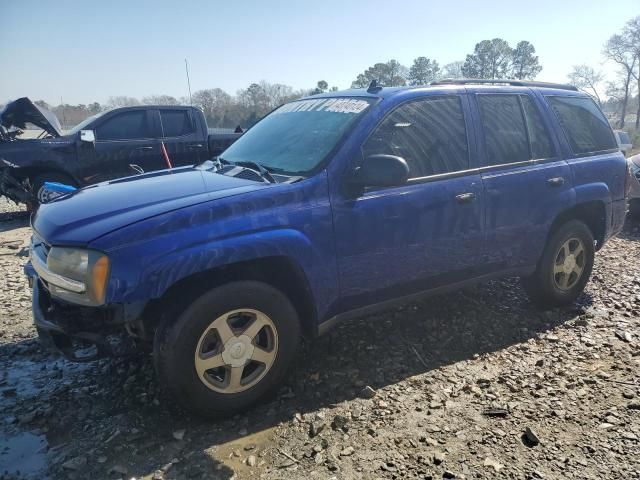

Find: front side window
<box><xmin>160</xmin><ymin>110</ymin><xmax>194</xmax><ymax>137</ymax></box>
<box><xmin>362</xmin><ymin>96</ymin><xmax>469</xmax><ymax>179</ymax></box>
<box><xmin>96</xmin><ymin>111</ymin><xmax>150</xmax><ymax>141</ymax></box>
<box><xmin>478</xmin><ymin>94</ymin><xmax>530</xmax><ymax>166</ymax></box>
<box><xmin>221</xmin><ymin>97</ymin><xmax>374</xmax><ymax>175</ymax></box>
<box><xmin>545</xmin><ymin>96</ymin><xmax>617</xmax><ymax>155</ymax></box>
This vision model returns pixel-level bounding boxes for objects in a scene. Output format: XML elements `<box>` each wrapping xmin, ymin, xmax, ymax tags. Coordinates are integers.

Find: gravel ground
<box><xmin>0</xmin><ymin>195</ymin><xmax>639</xmax><ymax>480</ymax></box>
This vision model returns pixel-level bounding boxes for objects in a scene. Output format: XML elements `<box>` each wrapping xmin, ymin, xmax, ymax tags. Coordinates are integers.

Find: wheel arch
<box><xmin>17</xmin><ymin>166</ymin><xmax>79</xmax><ymax>187</ymax></box>
<box><xmin>547</xmin><ymin>200</ymin><xmax>607</xmax><ymax>250</ymax></box>
<box><xmin>138</xmin><ymin>255</ymin><xmax>318</xmax><ymax>340</ymax></box>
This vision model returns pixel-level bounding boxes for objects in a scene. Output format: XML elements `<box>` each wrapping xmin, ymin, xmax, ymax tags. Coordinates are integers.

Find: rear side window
<box><xmin>546</xmin><ymin>96</ymin><xmax>617</xmax><ymax>155</ymax></box>
<box><xmin>97</xmin><ymin>111</ymin><xmax>150</xmax><ymax>140</ymax></box>
<box><xmin>478</xmin><ymin>95</ymin><xmax>530</xmax><ymax>165</ymax></box>
<box><xmin>363</xmin><ymin>96</ymin><xmax>469</xmax><ymax>179</ymax></box>
<box><xmin>160</xmin><ymin>110</ymin><xmax>194</xmax><ymax>137</ymax></box>
<box><xmin>521</xmin><ymin>96</ymin><xmax>554</xmax><ymax>160</ymax></box>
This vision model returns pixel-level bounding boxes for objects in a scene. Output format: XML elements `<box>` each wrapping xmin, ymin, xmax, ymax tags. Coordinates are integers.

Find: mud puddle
<box><xmin>0</xmin><ymin>431</ymin><xmax>48</xmax><ymax>479</ymax></box>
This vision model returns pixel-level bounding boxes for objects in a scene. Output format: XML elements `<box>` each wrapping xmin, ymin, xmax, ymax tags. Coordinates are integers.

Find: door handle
<box><xmin>135</xmin><ymin>146</ymin><xmax>153</xmax><ymax>151</ymax></box>
<box><xmin>187</xmin><ymin>143</ymin><xmax>204</xmax><ymax>149</ymax></box>
<box><xmin>455</xmin><ymin>192</ymin><xmax>476</xmax><ymax>204</ymax></box>
<box><xmin>547</xmin><ymin>176</ymin><xmax>565</xmax><ymax>187</ymax></box>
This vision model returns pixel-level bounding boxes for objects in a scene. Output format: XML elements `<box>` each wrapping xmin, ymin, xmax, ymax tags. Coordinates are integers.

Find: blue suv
<box><xmin>26</xmin><ymin>80</ymin><xmax>630</xmax><ymax>417</ymax></box>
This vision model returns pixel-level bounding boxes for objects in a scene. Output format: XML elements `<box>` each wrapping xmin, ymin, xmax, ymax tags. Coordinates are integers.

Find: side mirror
<box><xmin>349</xmin><ymin>154</ymin><xmax>409</xmax><ymax>187</ymax></box>
<box><xmin>80</xmin><ymin>129</ymin><xmax>95</xmax><ymax>144</ymax></box>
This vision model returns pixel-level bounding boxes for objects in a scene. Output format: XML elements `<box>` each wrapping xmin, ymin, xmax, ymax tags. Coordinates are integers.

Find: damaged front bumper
<box><xmin>25</xmin><ymin>261</ymin><xmax>141</xmax><ymax>362</ymax></box>
<box><xmin>0</xmin><ymin>162</ymin><xmax>31</xmax><ymax>204</ymax></box>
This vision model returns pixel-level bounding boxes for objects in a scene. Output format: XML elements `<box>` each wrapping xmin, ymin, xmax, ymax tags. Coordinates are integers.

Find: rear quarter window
<box><xmin>545</xmin><ymin>96</ymin><xmax>617</xmax><ymax>155</ymax></box>
<box><xmin>160</xmin><ymin>110</ymin><xmax>195</xmax><ymax>137</ymax></box>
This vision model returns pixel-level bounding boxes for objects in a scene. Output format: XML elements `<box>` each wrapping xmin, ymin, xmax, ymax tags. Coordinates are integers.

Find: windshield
<box><xmin>67</xmin><ymin>111</ymin><xmax>106</xmax><ymax>135</ymax></box>
<box><xmin>221</xmin><ymin>97</ymin><xmax>374</xmax><ymax>175</ymax></box>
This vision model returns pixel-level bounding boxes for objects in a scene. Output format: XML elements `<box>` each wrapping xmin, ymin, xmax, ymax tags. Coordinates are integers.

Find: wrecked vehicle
<box><xmin>0</xmin><ymin>97</ymin><xmax>241</xmax><ymax>207</ymax></box>
<box><xmin>25</xmin><ymin>80</ymin><xmax>629</xmax><ymax>418</ymax></box>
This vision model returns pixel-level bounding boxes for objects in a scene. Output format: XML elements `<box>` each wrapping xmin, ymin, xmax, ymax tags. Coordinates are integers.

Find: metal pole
<box><xmin>185</xmin><ymin>59</ymin><xmax>192</xmax><ymax>106</ymax></box>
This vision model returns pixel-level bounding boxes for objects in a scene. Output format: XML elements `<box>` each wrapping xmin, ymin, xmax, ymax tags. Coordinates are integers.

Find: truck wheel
<box><xmin>521</xmin><ymin>220</ymin><xmax>595</xmax><ymax>308</ymax></box>
<box><xmin>153</xmin><ymin>281</ymin><xmax>300</xmax><ymax>418</ymax></box>
<box><xmin>30</xmin><ymin>173</ymin><xmax>77</xmax><ymax>208</ymax></box>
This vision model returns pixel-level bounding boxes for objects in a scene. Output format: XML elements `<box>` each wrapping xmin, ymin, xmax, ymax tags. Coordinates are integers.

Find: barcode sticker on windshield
<box><xmin>275</xmin><ymin>98</ymin><xmax>370</xmax><ymax>115</ymax></box>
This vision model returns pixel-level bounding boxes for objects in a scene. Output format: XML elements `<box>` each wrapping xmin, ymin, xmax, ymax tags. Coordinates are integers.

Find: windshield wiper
<box><xmin>219</xmin><ymin>158</ymin><xmax>277</xmax><ymax>183</ymax></box>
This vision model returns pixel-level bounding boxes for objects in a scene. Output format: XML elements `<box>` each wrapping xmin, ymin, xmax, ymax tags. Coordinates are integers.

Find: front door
<box><xmin>89</xmin><ymin>109</ymin><xmax>162</xmax><ymax>183</ymax></box>
<box><xmin>331</xmin><ymin>94</ymin><xmax>486</xmax><ymax>311</ymax></box>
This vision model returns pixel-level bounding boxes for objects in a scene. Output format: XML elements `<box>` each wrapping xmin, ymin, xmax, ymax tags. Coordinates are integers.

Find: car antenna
<box><xmin>367</xmin><ymin>80</ymin><xmax>383</xmax><ymax>93</ymax></box>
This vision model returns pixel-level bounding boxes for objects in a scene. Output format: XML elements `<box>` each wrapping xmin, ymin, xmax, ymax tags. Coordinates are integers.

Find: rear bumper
<box><xmin>608</xmin><ymin>199</ymin><xmax>627</xmax><ymax>240</ymax></box>
<box><xmin>25</xmin><ymin>262</ymin><xmax>138</xmax><ymax>362</ymax></box>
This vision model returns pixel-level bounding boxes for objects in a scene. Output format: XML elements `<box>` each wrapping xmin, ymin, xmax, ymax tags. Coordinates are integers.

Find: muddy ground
<box><xmin>0</xmin><ymin>196</ymin><xmax>639</xmax><ymax>480</ymax></box>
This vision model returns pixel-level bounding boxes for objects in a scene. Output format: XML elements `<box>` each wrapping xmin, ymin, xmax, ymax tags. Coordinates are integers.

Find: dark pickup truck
<box><xmin>0</xmin><ymin>98</ymin><xmax>242</xmax><ymax>206</ymax></box>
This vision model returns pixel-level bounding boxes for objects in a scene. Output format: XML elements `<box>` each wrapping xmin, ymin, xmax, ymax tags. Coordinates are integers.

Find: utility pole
<box><xmin>60</xmin><ymin>96</ymin><xmax>66</xmax><ymax>127</ymax></box>
<box><xmin>185</xmin><ymin>59</ymin><xmax>192</xmax><ymax>106</ymax></box>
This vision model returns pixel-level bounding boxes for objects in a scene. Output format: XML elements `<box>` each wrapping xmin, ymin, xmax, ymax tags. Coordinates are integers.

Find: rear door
<box><xmin>159</xmin><ymin>108</ymin><xmax>208</xmax><ymax>167</ymax></box>
<box><xmin>331</xmin><ymin>94</ymin><xmax>486</xmax><ymax>309</ymax></box>
<box><xmin>473</xmin><ymin>91</ymin><xmax>573</xmax><ymax>269</ymax></box>
<box><xmin>90</xmin><ymin>109</ymin><xmax>162</xmax><ymax>182</ymax></box>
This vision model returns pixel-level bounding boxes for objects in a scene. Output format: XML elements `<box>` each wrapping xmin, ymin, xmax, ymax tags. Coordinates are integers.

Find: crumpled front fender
<box><xmin>0</xmin><ymin>161</ymin><xmax>31</xmax><ymax>204</ymax></box>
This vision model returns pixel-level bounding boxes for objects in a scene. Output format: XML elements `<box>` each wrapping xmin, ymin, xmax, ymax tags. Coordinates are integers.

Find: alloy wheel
<box><xmin>553</xmin><ymin>237</ymin><xmax>586</xmax><ymax>291</ymax></box>
<box><xmin>194</xmin><ymin>309</ymin><xmax>278</xmax><ymax>394</ymax></box>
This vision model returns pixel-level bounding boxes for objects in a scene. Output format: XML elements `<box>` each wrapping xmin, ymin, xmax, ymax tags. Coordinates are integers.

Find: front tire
<box><xmin>29</xmin><ymin>172</ymin><xmax>77</xmax><ymax>210</ymax></box>
<box><xmin>153</xmin><ymin>281</ymin><xmax>300</xmax><ymax>418</ymax></box>
<box><xmin>522</xmin><ymin>220</ymin><xmax>595</xmax><ymax>308</ymax></box>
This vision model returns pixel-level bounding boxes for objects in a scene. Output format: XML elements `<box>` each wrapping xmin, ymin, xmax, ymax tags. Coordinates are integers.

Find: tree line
<box><xmin>350</xmin><ymin>39</ymin><xmax>542</xmax><ymax>88</ymax></box>
<box><xmin>12</xmin><ymin>17</ymin><xmax>640</xmax><ymax>134</ymax></box>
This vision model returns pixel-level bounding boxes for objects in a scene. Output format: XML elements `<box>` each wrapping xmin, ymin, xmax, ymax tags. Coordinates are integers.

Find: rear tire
<box><xmin>522</xmin><ymin>220</ymin><xmax>595</xmax><ymax>308</ymax></box>
<box><xmin>153</xmin><ymin>281</ymin><xmax>300</xmax><ymax>418</ymax></box>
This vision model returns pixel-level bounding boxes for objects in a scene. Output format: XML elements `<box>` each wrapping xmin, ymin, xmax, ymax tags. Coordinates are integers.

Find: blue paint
<box><xmin>29</xmin><ymin>85</ymin><xmax>628</xmax><ymax>336</ymax></box>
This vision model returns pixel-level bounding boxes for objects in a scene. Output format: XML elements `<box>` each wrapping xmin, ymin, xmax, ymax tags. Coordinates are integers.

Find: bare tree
<box><xmin>106</xmin><ymin>96</ymin><xmax>141</xmax><ymax>108</ymax></box>
<box><xmin>623</xmin><ymin>16</ymin><xmax>640</xmax><ymax>128</ymax></box>
<box><xmin>603</xmin><ymin>34</ymin><xmax>637</xmax><ymax>127</ymax></box>
<box><xmin>442</xmin><ymin>61</ymin><xmax>464</xmax><ymax>79</ymax></box>
<box><xmin>568</xmin><ymin>65</ymin><xmax>604</xmax><ymax>106</ymax></box>
<box><xmin>142</xmin><ymin>95</ymin><xmax>179</xmax><ymax>105</ymax></box>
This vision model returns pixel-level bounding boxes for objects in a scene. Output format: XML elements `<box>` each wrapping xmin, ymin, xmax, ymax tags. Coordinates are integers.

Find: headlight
<box><xmin>45</xmin><ymin>247</ymin><xmax>110</xmax><ymax>306</ymax></box>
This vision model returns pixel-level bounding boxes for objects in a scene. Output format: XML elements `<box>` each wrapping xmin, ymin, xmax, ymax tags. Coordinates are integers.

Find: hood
<box><xmin>0</xmin><ymin>97</ymin><xmax>62</xmax><ymax>137</ymax></box>
<box><xmin>32</xmin><ymin>167</ymin><xmax>270</xmax><ymax>245</ymax></box>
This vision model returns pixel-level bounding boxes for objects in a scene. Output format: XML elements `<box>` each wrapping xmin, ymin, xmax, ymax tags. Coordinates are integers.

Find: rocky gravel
<box><xmin>0</xmin><ymin>195</ymin><xmax>639</xmax><ymax>479</ymax></box>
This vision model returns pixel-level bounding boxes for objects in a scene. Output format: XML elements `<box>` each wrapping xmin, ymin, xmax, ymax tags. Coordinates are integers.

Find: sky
<box><xmin>1</xmin><ymin>0</ymin><xmax>638</xmax><ymax>105</ymax></box>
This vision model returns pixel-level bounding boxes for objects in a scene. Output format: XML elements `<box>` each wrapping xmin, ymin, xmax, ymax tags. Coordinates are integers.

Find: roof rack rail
<box><xmin>430</xmin><ymin>78</ymin><xmax>578</xmax><ymax>92</ymax></box>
